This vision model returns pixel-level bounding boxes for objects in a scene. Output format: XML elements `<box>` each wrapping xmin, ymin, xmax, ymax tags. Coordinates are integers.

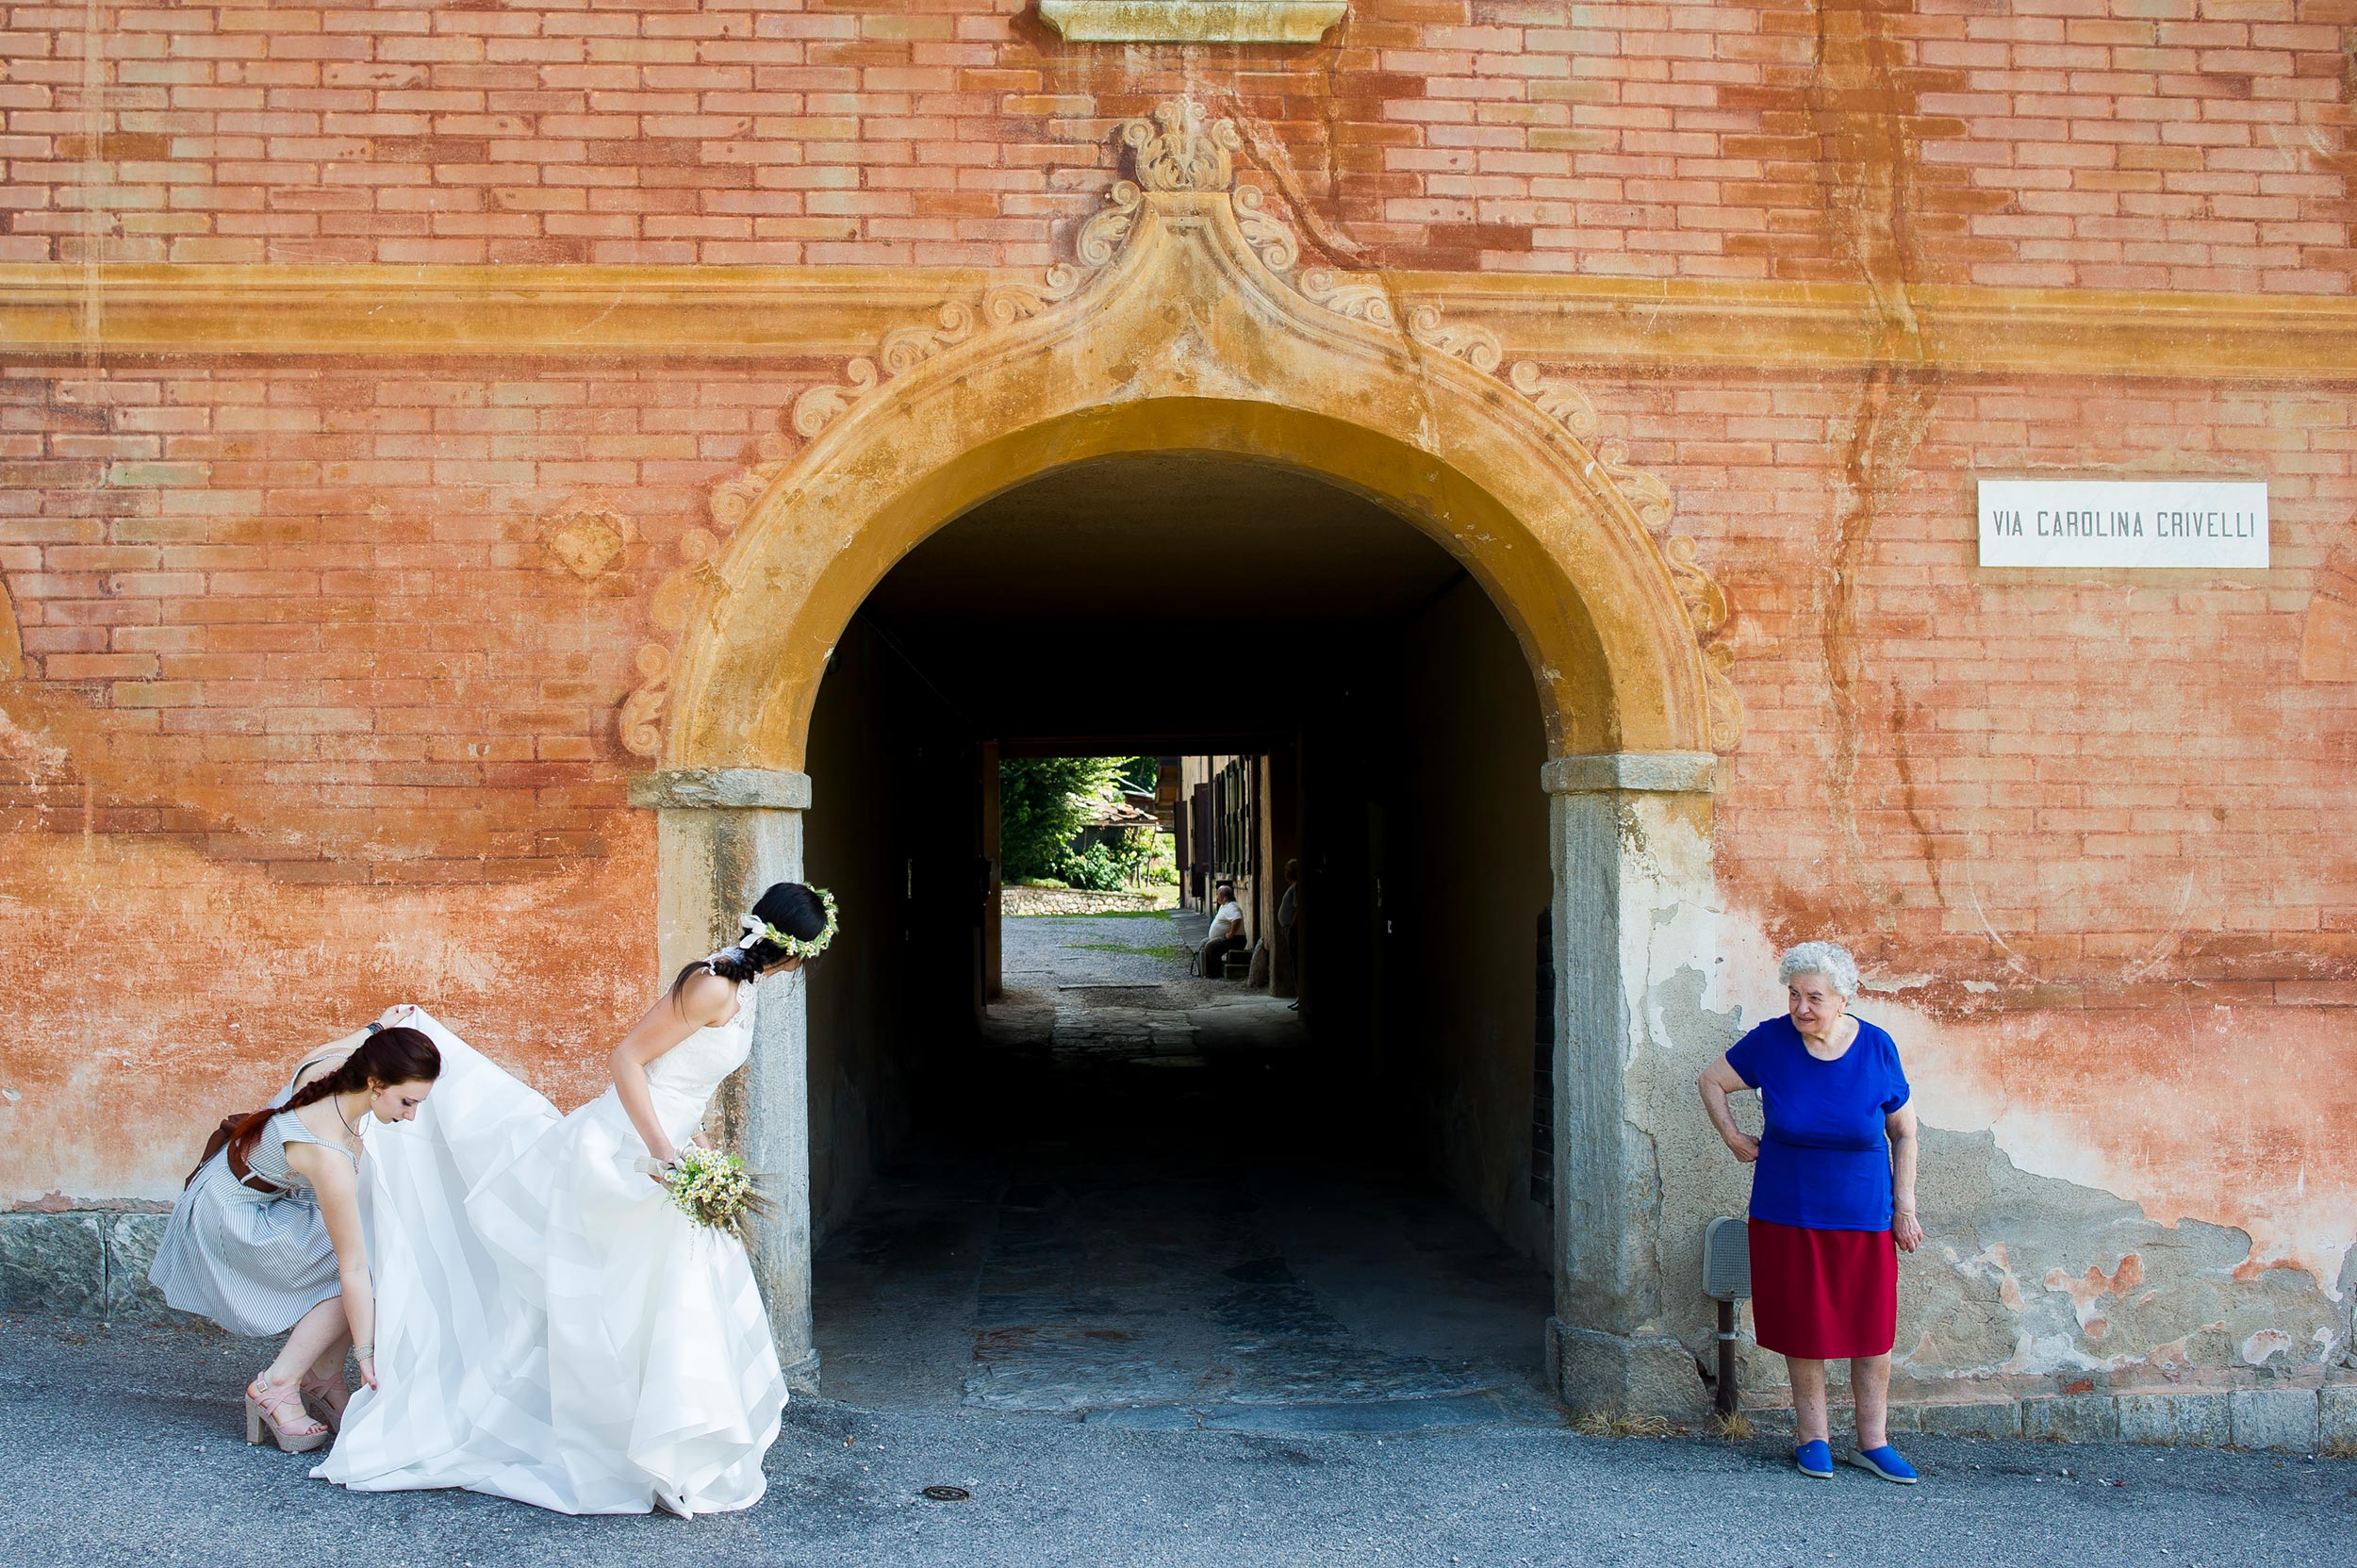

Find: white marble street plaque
<box><xmin>1977</xmin><ymin>478</ymin><xmax>2268</xmax><ymax>569</ymax></box>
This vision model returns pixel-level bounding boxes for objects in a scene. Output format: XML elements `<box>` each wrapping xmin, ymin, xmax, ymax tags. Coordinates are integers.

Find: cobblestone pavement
<box><xmin>992</xmin><ymin>909</ymin><xmax>1294</xmax><ymax>1065</ymax></box>
<box><xmin>7</xmin><ymin>1313</ymin><xmax>2349</xmax><ymax>1568</ymax></box>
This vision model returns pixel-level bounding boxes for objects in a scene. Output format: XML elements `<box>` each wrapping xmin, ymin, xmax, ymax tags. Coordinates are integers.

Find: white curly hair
<box><xmin>1778</xmin><ymin>940</ymin><xmax>1860</xmax><ymax>999</ymax></box>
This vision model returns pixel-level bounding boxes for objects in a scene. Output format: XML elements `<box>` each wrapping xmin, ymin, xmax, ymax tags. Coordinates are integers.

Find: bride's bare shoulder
<box><xmin>671</xmin><ymin>967</ymin><xmax>739</xmax><ymax>1026</ymax></box>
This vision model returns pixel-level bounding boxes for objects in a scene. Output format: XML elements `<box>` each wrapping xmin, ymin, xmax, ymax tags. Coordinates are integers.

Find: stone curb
<box><xmin>0</xmin><ymin>1211</ymin><xmax>192</xmax><ymax>1325</ymax></box>
<box><xmin>1742</xmin><ymin>1384</ymin><xmax>2351</xmax><ymax>1453</ymax></box>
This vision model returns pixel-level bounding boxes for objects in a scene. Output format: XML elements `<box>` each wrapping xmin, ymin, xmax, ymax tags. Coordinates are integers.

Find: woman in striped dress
<box><xmin>150</xmin><ymin>1018</ymin><xmax>441</xmax><ymax>1452</ymax></box>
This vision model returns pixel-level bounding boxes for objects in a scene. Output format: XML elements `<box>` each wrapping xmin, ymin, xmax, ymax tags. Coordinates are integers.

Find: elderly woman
<box><xmin>1698</xmin><ymin>941</ymin><xmax>1921</xmax><ymax>1483</ymax></box>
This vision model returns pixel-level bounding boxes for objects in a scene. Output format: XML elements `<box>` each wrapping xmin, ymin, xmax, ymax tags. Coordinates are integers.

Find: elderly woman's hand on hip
<box><xmin>1695</xmin><ymin>1056</ymin><xmax>1759</xmax><ymax>1162</ymax></box>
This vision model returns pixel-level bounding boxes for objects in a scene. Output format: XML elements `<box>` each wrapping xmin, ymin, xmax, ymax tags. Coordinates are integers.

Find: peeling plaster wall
<box><xmin>0</xmin><ymin>819</ymin><xmax>654</xmax><ymax>1207</ymax></box>
<box><xmin>1632</xmin><ymin>898</ymin><xmax>2356</xmax><ymax>1405</ymax></box>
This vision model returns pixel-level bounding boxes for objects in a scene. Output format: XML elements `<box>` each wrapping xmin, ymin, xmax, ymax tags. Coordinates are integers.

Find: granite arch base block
<box><xmin>2118</xmin><ymin>1392</ymin><xmax>2233</xmax><ymax>1447</ymax></box>
<box><xmin>0</xmin><ymin>1210</ymin><xmax>205</xmax><ymax>1324</ymax></box>
<box><xmin>2230</xmin><ymin>1389</ymin><xmax>2321</xmax><ymax>1452</ymax></box>
<box><xmin>0</xmin><ymin>1213</ymin><xmax>105</xmax><ymax>1314</ymax></box>
<box><xmin>2020</xmin><ymin>1392</ymin><xmax>2120</xmax><ymax>1444</ymax></box>
<box><xmin>1545</xmin><ymin>1318</ymin><xmax>1713</xmax><ymax>1420</ymax></box>
<box><xmin>2319</xmin><ymin>1385</ymin><xmax>2357</xmax><ymax>1448</ymax></box>
<box><xmin>105</xmin><ymin>1213</ymin><xmax>186</xmax><ymax>1323</ymax></box>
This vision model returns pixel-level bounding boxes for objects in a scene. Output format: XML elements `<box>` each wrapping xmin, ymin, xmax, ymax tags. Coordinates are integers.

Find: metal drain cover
<box><xmin>920</xmin><ymin>1484</ymin><xmax>971</xmax><ymax>1502</ymax></box>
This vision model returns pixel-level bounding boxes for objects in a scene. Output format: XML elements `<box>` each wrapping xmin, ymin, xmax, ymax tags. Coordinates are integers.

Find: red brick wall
<box><xmin>0</xmin><ymin>361</ymin><xmax>823</xmax><ymax>879</ymax></box>
<box><xmin>0</xmin><ymin>1</ymin><xmax>2347</xmax><ymax>288</ymax></box>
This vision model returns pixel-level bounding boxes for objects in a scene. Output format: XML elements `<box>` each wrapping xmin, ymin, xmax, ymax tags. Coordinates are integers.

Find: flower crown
<box><xmin>740</xmin><ymin>887</ymin><xmax>838</xmax><ymax>961</ymax></box>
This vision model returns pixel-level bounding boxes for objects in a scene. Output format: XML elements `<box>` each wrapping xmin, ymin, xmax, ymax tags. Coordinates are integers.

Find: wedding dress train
<box><xmin>315</xmin><ymin>989</ymin><xmax>786</xmax><ymax>1515</ymax></box>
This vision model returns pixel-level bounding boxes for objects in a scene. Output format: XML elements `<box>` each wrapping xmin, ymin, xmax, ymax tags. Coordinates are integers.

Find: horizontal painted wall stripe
<box><xmin>0</xmin><ymin>268</ymin><xmax>2350</xmax><ymax>381</ymax></box>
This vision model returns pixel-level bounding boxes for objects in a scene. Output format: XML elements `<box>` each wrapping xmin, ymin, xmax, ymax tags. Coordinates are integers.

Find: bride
<box><xmin>317</xmin><ymin>882</ymin><xmax>836</xmax><ymax>1517</ymax></box>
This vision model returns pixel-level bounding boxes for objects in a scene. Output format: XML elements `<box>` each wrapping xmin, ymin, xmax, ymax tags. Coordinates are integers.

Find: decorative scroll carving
<box><xmin>880</xmin><ymin>300</ymin><xmax>980</xmax><ymax>376</ymax></box>
<box><xmin>790</xmin><ymin>357</ymin><xmax>878</xmax><ymax>439</ymax></box>
<box><xmin>1298</xmin><ymin>268</ymin><xmax>1395</xmax><ymax>325</ymax></box>
<box><xmin>1507</xmin><ymin>362</ymin><xmax>1599</xmax><ymax>442</ymax></box>
<box><xmin>619</xmin><ymin>643</ymin><xmax>671</xmax><ymax>759</ymax></box>
<box><xmin>619</xmin><ymin>94</ymin><xmax>1746</xmax><ymax>759</ymax></box>
<box><xmin>1231</xmin><ymin>186</ymin><xmax>1299</xmax><ymax>273</ymax></box>
<box><xmin>1507</xmin><ymin>362</ymin><xmax>1741</xmax><ymax>750</ymax></box>
<box><xmin>620</xmin><ymin>493</ymin><xmax>758</xmax><ymax>756</ymax></box>
<box><xmin>984</xmin><ymin>264</ymin><xmax>1088</xmax><ymax>325</ymax></box>
<box><xmin>1076</xmin><ymin>183</ymin><xmax>1143</xmax><ymax>270</ymax></box>
<box><xmin>1296</xmin><ymin>275</ymin><xmax>1501</xmax><ymax>374</ymax></box>
<box><xmin>1405</xmin><ymin>304</ymin><xmax>1502</xmax><ymax>373</ymax></box>
<box><xmin>1124</xmin><ymin>99</ymin><xmax>1239</xmax><ymax>193</ymax></box>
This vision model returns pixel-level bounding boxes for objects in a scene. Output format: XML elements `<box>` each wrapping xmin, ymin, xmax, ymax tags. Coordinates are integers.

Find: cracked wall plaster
<box><xmin>1621</xmin><ymin>883</ymin><xmax>2353</xmax><ymax>1393</ymax></box>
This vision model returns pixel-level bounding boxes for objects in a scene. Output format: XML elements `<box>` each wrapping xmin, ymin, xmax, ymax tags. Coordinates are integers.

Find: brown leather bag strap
<box><xmin>185</xmin><ymin>1110</ymin><xmax>289</xmax><ymax>1194</ymax></box>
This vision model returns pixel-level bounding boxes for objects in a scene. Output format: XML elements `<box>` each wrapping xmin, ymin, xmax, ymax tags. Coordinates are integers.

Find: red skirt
<box><xmin>1747</xmin><ymin>1217</ymin><xmax>1898</xmax><ymax>1360</ymax></box>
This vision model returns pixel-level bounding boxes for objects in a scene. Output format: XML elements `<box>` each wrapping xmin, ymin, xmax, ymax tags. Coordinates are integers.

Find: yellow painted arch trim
<box><xmin>662</xmin><ymin>191</ymin><xmax>1718</xmax><ymax>772</ymax></box>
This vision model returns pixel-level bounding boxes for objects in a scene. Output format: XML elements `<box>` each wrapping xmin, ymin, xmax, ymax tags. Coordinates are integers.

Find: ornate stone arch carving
<box><xmin>629</xmin><ymin>99</ymin><xmax>1740</xmax><ymax>769</ymax></box>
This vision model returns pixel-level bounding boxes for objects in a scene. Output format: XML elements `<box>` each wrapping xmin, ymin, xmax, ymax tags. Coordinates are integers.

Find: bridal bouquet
<box><xmin>655</xmin><ymin>1147</ymin><xmax>775</xmax><ymax>1243</ymax></box>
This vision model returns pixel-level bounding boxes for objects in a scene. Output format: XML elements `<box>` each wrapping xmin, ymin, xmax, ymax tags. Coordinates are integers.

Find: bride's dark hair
<box><xmin>669</xmin><ymin>881</ymin><xmax>829</xmax><ymax>1007</ymax></box>
<box><xmin>223</xmin><ymin>1026</ymin><xmax>442</xmax><ymax>1180</ymax></box>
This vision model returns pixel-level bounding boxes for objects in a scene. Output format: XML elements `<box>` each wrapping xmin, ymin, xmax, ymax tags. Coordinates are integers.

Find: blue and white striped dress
<box><xmin>149</xmin><ymin>1071</ymin><xmax>360</xmax><ymax>1338</ymax></box>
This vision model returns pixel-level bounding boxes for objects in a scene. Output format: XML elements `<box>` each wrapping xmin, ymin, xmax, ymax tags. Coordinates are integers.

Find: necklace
<box><xmin>335</xmin><ymin>1093</ymin><xmax>366</xmax><ymax>1149</ymax></box>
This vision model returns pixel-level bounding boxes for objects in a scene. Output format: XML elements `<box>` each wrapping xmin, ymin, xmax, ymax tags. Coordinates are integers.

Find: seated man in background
<box><xmin>1201</xmin><ymin>881</ymin><xmax>1248</xmax><ymax>979</ymax></box>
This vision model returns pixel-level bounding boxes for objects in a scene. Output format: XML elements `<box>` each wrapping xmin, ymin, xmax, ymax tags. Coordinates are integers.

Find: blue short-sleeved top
<box><xmin>1725</xmin><ymin>1015</ymin><xmax>1911</xmax><ymax>1233</ymax></box>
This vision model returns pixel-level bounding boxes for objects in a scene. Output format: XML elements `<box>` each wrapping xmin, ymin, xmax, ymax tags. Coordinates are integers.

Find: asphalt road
<box><xmin>6</xmin><ymin>1317</ymin><xmax>2347</xmax><ymax>1568</ymax></box>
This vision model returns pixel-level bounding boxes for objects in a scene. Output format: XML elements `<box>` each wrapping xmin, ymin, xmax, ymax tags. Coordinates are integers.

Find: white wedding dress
<box><xmin>315</xmin><ymin>982</ymin><xmax>786</xmax><ymax>1516</ymax></box>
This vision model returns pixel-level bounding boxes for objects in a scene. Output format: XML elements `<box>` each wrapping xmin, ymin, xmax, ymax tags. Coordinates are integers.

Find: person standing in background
<box><xmin>1277</xmin><ymin>859</ymin><xmax>1302</xmax><ymax>1010</ymax></box>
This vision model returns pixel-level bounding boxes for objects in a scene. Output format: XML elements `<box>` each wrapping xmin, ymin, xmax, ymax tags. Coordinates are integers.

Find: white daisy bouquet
<box><xmin>654</xmin><ymin>1147</ymin><xmax>775</xmax><ymax>1243</ymax></box>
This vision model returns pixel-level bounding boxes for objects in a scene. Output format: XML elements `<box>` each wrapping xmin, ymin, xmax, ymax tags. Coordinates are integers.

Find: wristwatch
<box><xmin>365</xmin><ymin>1021</ymin><xmax>385</xmax><ymax>1035</ymax></box>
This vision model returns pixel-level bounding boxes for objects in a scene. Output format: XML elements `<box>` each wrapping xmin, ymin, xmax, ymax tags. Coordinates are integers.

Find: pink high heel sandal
<box><xmin>300</xmin><ymin>1368</ymin><xmax>352</xmax><ymax>1433</ymax></box>
<box><xmin>244</xmin><ymin>1374</ymin><xmax>330</xmax><ymax>1453</ymax></box>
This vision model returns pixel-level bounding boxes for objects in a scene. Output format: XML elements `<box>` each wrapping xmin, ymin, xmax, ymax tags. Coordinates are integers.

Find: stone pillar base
<box><xmin>1546</xmin><ymin>1317</ymin><xmax>1712</xmax><ymax>1419</ymax></box>
<box><xmin>780</xmin><ymin>1346</ymin><xmax>822</xmax><ymax>1396</ymax></box>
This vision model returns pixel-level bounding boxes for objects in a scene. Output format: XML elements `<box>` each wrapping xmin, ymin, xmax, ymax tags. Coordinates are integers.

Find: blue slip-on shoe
<box><xmin>1794</xmin><ymin>1440</ymin><xmax>1835</xmax><ymax>1478</ymax></box>
<box><xmin>1848</xmin><ymin>1444</ymin><xmax>1920</xmax><ymax>1484</ymax></box>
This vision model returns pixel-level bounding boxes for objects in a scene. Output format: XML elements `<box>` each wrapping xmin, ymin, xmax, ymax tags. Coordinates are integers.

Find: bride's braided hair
<box><xmin>668</xmin><ymin>881</ymin><xmax>829</xmax><ymax>1008</ymax></box>
<box><xmin>223</xmin><ymin>1027</ymin><xmax>441</xmax><ymax>1176</ymax></box>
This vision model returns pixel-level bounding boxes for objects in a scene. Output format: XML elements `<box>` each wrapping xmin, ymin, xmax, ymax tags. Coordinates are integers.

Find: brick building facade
<box><xmin>2</xmin><ymin>2</ymin><xmax>2351</xmax><ymax>1441</ymax></box>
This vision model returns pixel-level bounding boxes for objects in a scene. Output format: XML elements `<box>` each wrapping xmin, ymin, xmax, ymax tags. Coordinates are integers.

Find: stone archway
<box><xmin>630</xmin><ymin>100</ymin><xmax>1737</xmax><ymax>1412</ymax></box>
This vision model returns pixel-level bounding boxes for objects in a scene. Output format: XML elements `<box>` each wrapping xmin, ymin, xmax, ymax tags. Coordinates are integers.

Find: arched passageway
<box><xmin>796</xmin><ymin>453</ymin><xmax>1560</xmax><ymax>1417</ymax></box>
<box><xmin>630</xmin><ymin>111</ymin><xmax>1728</xmax><ymax>1417</ymax></box>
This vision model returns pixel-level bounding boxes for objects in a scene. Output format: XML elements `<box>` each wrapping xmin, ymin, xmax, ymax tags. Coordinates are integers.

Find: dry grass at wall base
<box><xmin>1574</xmin><ymin>1411</ymin><xmax>1681</xmax><ymax>1440</ymax></box>
<box><xmin>1711</xmin><ymin>1411</ymin><xmax>1757</xmax><ymax>1442</ymax></box>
